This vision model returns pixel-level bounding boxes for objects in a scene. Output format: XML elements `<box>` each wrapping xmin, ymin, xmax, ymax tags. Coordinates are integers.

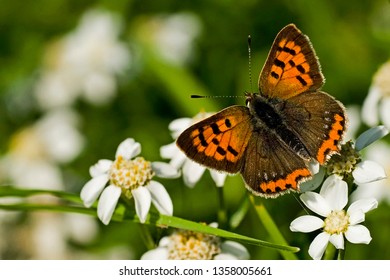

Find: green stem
<box><xmin>138</xmin><ymin>224</ymin><xmax>156</xmax><ymax>250</ymax></box>
<box><xmin>249</xmin><ymin>196</ymin><xmax>299</xmax><ymax>260</ymax></box>
<box><xmin>229</xmin><ymin>195</ymin><xmax>250</xmax><ymax>229</ymax></box>
<box><xmin>216</xmin><ymin>187</ymin><xmax>227</xmax><ymax>229</ymax></box>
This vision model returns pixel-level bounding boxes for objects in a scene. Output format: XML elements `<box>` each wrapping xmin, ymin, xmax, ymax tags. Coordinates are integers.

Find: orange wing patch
<box><xmin>259</xmin><ymin>168</ymin><xmax>311</xmax><ymax>195</ymax></box>
<box><xmin>259</xmin><ymin>24</ymin><xmax>324</xmax><ymax>99</ymax></box>
<box><xmin>317</xmin><ymin>114</ymin><xmax>345</xmax><ymax>164</ymax></box>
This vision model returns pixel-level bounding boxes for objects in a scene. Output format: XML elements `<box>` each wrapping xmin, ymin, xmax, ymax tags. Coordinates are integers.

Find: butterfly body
<box><xmin>177</xmin><ymin>24</ymin><xmax>346</xmax><ymax>198</ymax></box>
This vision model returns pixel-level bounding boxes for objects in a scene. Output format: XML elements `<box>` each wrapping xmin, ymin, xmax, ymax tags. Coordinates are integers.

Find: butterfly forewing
<box><xmin>259</xmin><ymin>24</ymin><xmax>324</xmax><ymax>99</ymax></box>
<box><xmin>176</xmin><ymin>106</ymin><xmax>253</xmax><ymax>173</ymax></box>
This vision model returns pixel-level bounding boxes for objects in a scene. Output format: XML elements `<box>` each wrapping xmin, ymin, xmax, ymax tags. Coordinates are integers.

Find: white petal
<box><xmin>152</xmin><ymin>162</ymin><xmax>180</xmax><ymax>178</ymax></box>
<box><xmin>345</xmin><ymin>225</ymin><xmax>372</xmax><ymax>244</ymax></box>
<box><xmin>344</xmin><ymin>105</ymin><xmax>361</xmax><ymax>141</ymax></box>
<box><xmin>348</xmin><ymin>209</ymin><xmax>365</xmax><ymax>225</ymax></box>
<box><xmin>348</xmin><ymin>198</ymin><xmax>378</xmax><ymax>215</ymax></box>
<box><xmin>169</xmin><ymin>150</ymin><xmax>187</xmax><ymax>169</ymax></box>
<box><xmin>355</xmin><ymin>126</ymin><xmax>389</xmax><ymax>151</ymax></box>
<box><xmin>97</xmin><ymin>185</ymin><xmax>121</xmax><ymax>225</ymax></box>
<box><xmin>116</xmin><ymin>138</ymin><xmax>141</xmax><ymax>159</ymax></box>
<box><xmin>160</xmin><ymin>142</ymin><xmax>177</xmax><ymax>159</ymax></box>
<box><xmin>89</xmin><ymin>159</ymin><xmax>112</xmax><ymax>177</ymax></box>
<box><xmin>380</xmin><ymin>96</ymin><xmax>390</xmax><ymax>129</ymax></box>
<box><xmin>80</xmin><ymin>174</ymin><xmax>109</xmax><ymax>207</ymax></box>
<box><xmin>361</xmin><ymin>86</ymin><xmax>381</xmax><ymax>127</ymax></box>
<box><xmin>214</xmin><ymin>253</ymin><xmax>238</xmax><ymax>260</ymax></box>
<box><xmin>320</xmin><ymin>175</ymin><xmax>348</xmax><ymax>211</ymax></box>
<box><xmin>219</xmin><ymin>241</ymin><xmax>250</xmax><ymax>260</ymax></box>
<box><xmin>300</xmin><ymin>167</ymin><xmax>325</xmax><ymax>192</ymax></box>
<box><xmin>158</xmin><ymin>236</ymin><xmax>171</xmax><ymax>247</ymax></box>
<box><xmin>353</xmin><ymin>160</ymin><xmax>387</xmax><ymax>184</ymax></box>
<box><xmin>210</xmin><ymin>170</ymin><xmax>227</xmax><ymax>187</ymax></box>
<box><xmin>145</xmin><ymin>181</ymin><xmax>173</xmax><ymax>216</ymax></box>
<box><xmin>290</xmin><ymin>215</ymin><xmax>324</xmax><ymax>233</ymax></box>
<box><xmin>308</xmin><ymin>232</ymin><xmax>330</xmax><ymax>260</ymax></box>
<box><xmin>132</xmin><ymin>187</ymin><xmax>152</xmax><ymax>223</ymax></box>
<box><xmin>168</xmin><ymin>117</ymin><xmax>192</xmax><ymax>137</ymax></box>
<box><xmin>329</xmin><ymin>233</ymin><xmax>344</xmax><ymax>249</ymax></box>
<box><xmin>140</xmin><ymin>247</ymin><xmax>169</xmax><ymax>260</ymax></box>
<box><xmin>308</xmin><ymin>160</ymin><xmax>320</xmax><ymax>175</ymax></box>
<box><xmin>182</xmin><ymin>159</ymin><xmax>205</xmax><ymax>188</ymax></box>
<box><xmin>300</xmin><ymin>192</ymin><xmax>332</xmax><ymax>217</ymax></box>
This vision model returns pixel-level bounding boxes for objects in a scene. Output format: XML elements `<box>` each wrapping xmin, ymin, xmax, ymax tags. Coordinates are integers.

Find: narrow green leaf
<box><xmin>250</xmin><ymin>196</ymin><xmax>299</xmax><ymax>259</ymax></box>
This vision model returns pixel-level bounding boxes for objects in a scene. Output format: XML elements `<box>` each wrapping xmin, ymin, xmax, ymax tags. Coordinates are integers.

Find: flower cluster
<box><xmin>81</xmin><ymin>138</ymin><xmax>179</xmax><ymax>225</ymax></box>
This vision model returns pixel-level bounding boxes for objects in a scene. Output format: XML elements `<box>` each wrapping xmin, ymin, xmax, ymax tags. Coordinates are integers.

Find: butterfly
<box><xmin>176</xmin><ymin>24</ymin><xmax>346</xmax><ymax>198</ymax></box>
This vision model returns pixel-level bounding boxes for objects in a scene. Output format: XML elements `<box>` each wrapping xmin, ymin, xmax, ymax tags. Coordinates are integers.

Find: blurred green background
<box><xmin>1</xmin><ymin>0</ymin><xmax>390</xmax><ymax>259</ymax></box>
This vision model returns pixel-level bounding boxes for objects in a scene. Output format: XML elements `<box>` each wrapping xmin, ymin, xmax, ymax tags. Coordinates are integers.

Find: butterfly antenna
<box><xmin>248</xmin><ymin>35</ymin><xmax>254</xmax><ymax>94</ymax></box>
<box><xmin>190</xmin><ymin>94</ymin><xmax>244</xmax><ymax>99</ymax></box>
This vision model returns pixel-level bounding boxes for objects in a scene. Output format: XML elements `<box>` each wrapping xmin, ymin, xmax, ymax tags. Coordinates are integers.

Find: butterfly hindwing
<box><xmin>258</xmin><ymin>24</ymin><xmax>324</xmax><ymax>99</ymax></box>
<box><xmin>280</xmin><ymin>91</ymin><xmax>346</xmax><ymax>164</ymax></box>
<box><xmin>176</xmin><ymin>106</ymin><xmax>253</xmax><ymax>173</ymax></box>
<box><xmin>240</xmin><ymin>128</ymin><xmax>311</xmax><ymax>197</ymax></box>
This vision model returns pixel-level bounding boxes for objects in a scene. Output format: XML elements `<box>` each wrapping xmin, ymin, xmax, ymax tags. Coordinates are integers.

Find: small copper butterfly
<box><xmin>176</xmin><ymin>24</ymin><xmax>346</xmax><ymax>198</ymax></box>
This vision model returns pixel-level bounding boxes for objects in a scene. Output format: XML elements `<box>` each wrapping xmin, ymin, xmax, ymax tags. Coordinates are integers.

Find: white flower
<box><xmin>80</xmin><ymin>138</ymin><xmax>179</xmax><ymax>225</ymax></box>
<box><xmin>325</xmin><ymin>126</ymin><xmax>387</xmax><ymax>185</ymax></box>
<box><xmin>140</xmin><ymin>223</ymin><xmax>249</xmax><ymax>260</ymax></box>
<box><xmin>0</xmin><ymin>108</ymin><xmax>84</xmax><ymax>190</ymax></box>
<box><xmin>362</xmin><ymin>60</ymin><xmax>390</xmax><ymax>128</ymax></box>
<box><xmin>141</xmin><ymin>13</ymin><xmax>201</xmax><ymax>66</ymax></box>
<box><xmin>351</xmin><ymin>141</ymin><xmax>390</xmax><ymax>204</ymax></box>
<box><xmin>161</xmin><ymin>113</ymin><xmax>227</xmax><ymax>188</ymax></box>
<box><xmin>290</xmin><ymin>175</ymin><xmax>378</xmax><ymax>260</ymax></box>
<box><xmin>34</xmin><ymin>9</ymin><xmax>131</xmax><ymax>109</ymax></box>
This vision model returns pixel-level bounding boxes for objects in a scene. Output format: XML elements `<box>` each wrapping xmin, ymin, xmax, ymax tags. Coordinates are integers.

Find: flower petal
<box><xmin>160</xmin><ymin>142</ymin><xmax>177</xmax><ymax>159</ymax></box>
<box><xmin>213</xmin><ymin>253</ymin><xmax>238</xmax><ymax>260</ymax></box>
<box><xmin>80</xmin><ymin>174</ymin><xmax>109</xmax><ymax>207</ymax></box>
<box><xmin>300</xmin><ymin>167</ymin><xmax>325</xmax><ymax>192</ymax></box>
<box><xmin>89</xmin><ymin>159</ymin><xmax>112</xmax><ymax>177</ymax></box>
<box><xmin>97</xmin><ymin>185</ymin><xmax>121</xmax><ymax>225</ymax></box>
<box><xmin>140</xmin><ymin>247</ymin><xmax>169</xmax><ymax>260</ymax></box>
<box><xmin>380</xmin><ymin>96</ymin><xmax>390</xmax><ymax>129</ymax></box>
<box><xmin>210</xmin><ymin>170</ymin><xmax>227</xmax><ymax>187</ymax></box>
<box><xmin>132</xmin><ymin>187</ymin><xmax>152</xmax><ymax>223</ymax></box>
<box><xmin>355</xmin><ymin>126</ymin><xmax>389</xmax><ymax>151</ymax></box>
<box><xmin>116</xmin><ymin>138</ymin><xmax>141</xmax><ymax>159</ymax></box>
<box><xmin>145</xmin><ymin>181</ymin><xmax>173</xmax><ymax>216</ymax></box>
<box><xmin>348</xmin><ymin>198</ymin><xmax>378</xmax><ymax>215</ymax></box>
<box><xmin>168</xmin><ymin>117</ymin><xmax>192</xmax><ymax>138</ymax></box>
<box><xmin>348</xmin><ymin>209</ymin><xmax>365</xmax><ymax>225</ymax></box>
<box><xmin>182</xmin><ymin>159</ymin><xmax>205</xmax><ymax>188</ymax></box>
<box><xmin>320</xmin><ymin>175</ymin><xmax>348</xmax><ymax>211</ymax></box>
<box><xmin>219</xmin><ymin>240</ymin><xmax>250</xmax><ymax>260</ymax></box>
<box><xmin>329</xmin><ymin>233</ymin><xmax>344</xmax><ymax>249</ymax></box>
<box><xmin>361</xmin><ymin>85</ymin><xmax>381</xmax><ymax>127</ymax></box>
<box><xmin>345</xmin><ymin>224</ymin><xmax>372</xmax><ymax>244</ymax></box>
<box><xmin>353</xmin><ymin>160</ymin><xmax>386</xmax><ymax>184</ymax></box>
<box><xmin>308</xmin><ymin>232</ymin><xmax>330</xmax><ymax>260</ymax></box>
<box><xmin>300</xmin><ymin>192</ymin><xmax>331</xmax><ymax>217</ymax></box>
<box><xmin>152</xmin><ymin>162</ymin><xmax>180</xmax><ymax>178</ymax></box>
<box><xmin>290</xmin><ymin>215</ymin><xmax>324</xmax><ymax>233</ymax></box>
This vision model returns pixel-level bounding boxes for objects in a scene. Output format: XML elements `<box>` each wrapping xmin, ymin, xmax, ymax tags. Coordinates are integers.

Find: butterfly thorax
<box><xmin>246</xmin><ymin>93</ymin><xmax>311</xmax><ymax>161</ymax></box>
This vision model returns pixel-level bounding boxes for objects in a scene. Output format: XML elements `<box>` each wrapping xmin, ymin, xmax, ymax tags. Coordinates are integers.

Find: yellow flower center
<box><xmin>326</xmin><ymin>141</ymin><xmax>361</xmax><ymax>178</ymax></box>
<box><xmin>109</xmin><ymin>156</ymin><xmax>154</xmax><ymax>198</ymax></box>
<box><xmin>167</xmin><ymin>229</ymin><xmax>221</xmax><ymax>260</ymax></box>
<box><xmin>323</xmin><ymin>210</ymin><xmax>350</xmax><ymax>235</ymax></box>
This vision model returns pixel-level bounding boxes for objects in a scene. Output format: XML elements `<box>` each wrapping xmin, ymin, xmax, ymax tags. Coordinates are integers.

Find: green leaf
<box><xmin>250</xmin><ymin>196</ymin><xmax>299</xmax><ymax>259</ymax></box>
<box><xmin>0</xmin><ymin>186</ymin><xmax>299</xmax><ymax>253</ymax></box>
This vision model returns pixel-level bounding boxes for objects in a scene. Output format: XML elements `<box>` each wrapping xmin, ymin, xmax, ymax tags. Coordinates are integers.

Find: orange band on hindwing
<box><xmin>259</xmin><ymin>168</ymin><xmax>311</xmax><ymax>195</ymax></box>
<box><xmin>317</xmin><ymin>114</ymin><xmax>345</xmax><ymax>164</ymax></box>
